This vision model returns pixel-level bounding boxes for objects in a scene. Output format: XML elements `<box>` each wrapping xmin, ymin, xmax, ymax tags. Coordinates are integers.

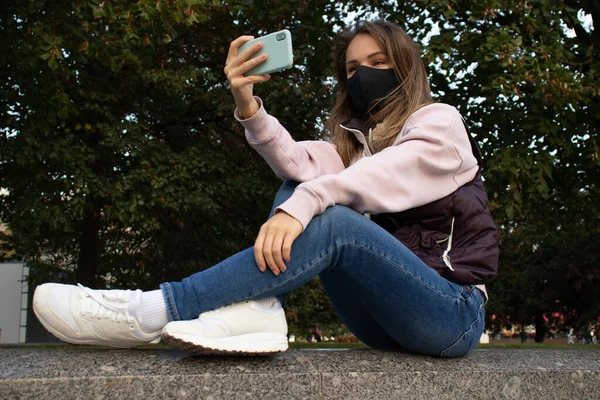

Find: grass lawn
<box><xmin>288</xmin><ymin>342</ymin><xmax>600</xmax><ymax>350</ymax></box>
<box><xmin>292</xmin><ymin>342</ymin><xmax>600</xmax><ymax>350</ymax></box>
<box><xmin>477</xmin><ymin>342</ymin><xmax>600</xmax><ymax>350</ymax></box>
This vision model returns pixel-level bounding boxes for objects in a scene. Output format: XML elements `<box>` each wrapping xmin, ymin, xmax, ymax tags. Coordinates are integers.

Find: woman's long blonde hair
<box><xmin>325</xmin><ymin>20</ymin><xmax>433</xmax><ymax>167</ymax></box>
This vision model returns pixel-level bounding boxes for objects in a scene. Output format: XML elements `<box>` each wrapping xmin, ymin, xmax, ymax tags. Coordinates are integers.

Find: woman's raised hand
<box><xmin>224</xmin><ymin>36</ymin><xmax>271</xmax><ymax>117</ymax></box>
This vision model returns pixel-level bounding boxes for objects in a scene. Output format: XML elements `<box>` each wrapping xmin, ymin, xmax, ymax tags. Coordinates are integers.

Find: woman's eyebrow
<box><xmin>346</xmin><ymin>51</ymin><xmax>387</xmax><ymax>66</ymax></box>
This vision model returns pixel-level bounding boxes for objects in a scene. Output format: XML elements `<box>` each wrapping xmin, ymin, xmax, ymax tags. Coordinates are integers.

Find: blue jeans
<box><xmin>160</xmin><ymin>181</ymin><xmax>485</xmax><ymax>357</ymax></box>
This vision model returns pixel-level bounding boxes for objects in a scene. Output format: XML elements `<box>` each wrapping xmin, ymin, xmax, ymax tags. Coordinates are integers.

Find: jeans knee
<box><xmin>321</xmin><ymin>204</ymin><xmax>363</xmax><ymax>223</ymax></box>
<box><xmin>304</xmin><ymin>204</ymin><xmax>367</xmax><ymax>235</ymax></box>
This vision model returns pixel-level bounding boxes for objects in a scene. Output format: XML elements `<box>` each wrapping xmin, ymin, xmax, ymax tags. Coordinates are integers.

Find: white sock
<box><xmin>131</xmin><ymin>290</ymin><xmax>169</xmax><ymax>333</ymax></box>
<box><xmin>252</xmin><ymin>297</ymin><xmax>281</xmax><ymax>309</ymax></box>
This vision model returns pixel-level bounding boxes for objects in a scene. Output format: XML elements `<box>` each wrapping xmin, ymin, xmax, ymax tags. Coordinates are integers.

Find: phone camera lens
<box><xmin>276</xmin><ymin>33</ymin><xmax>286</xmax><ymax>41</ymax></box>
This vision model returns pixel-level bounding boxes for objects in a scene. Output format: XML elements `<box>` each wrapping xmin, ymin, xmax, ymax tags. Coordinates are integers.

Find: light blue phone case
<box><xmin>238</xmin><ymin>30</ymin><xmax>293</xmax><ymax>76</ymax></box>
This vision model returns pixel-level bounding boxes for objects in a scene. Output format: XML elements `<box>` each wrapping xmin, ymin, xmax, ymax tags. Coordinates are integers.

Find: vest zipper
<box><xmin>442</xmin><ymin>217</ymin><xmax>456</xmax><ymax>271</ymax></box>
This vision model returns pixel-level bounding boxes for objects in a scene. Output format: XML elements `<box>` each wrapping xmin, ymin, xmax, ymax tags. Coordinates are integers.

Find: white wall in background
<box><xmin>0</xmin><ymin>263</ymin><xmax>28</xmax><ymax>344</ymax></box>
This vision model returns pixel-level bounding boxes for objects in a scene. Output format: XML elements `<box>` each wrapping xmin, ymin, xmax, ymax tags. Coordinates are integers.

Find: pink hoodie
<box><xmin>236</xmin><ymin>97</ymin><xmax>479</xmax><ymax>230</ymax></box>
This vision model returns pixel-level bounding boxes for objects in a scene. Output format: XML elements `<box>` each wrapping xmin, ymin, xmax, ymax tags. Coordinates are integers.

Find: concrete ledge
<box><xmin>1</xmin><ymin>348</ymin><xmax>599</xmax><ymax>399</ymax></box>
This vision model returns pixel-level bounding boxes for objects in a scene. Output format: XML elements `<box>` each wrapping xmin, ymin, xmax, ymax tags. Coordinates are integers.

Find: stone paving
<box><xmin>1</xmin><ymin>347</ymin><xmax>599</xmax><ymax>399</ymax></box>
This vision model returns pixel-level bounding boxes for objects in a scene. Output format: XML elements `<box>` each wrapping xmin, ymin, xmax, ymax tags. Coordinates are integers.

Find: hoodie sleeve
<box><xmin>236</xmin><ymin>97</ymin><xmax>345</xmax><ymax>182</ymax></box>
<box><xmin>274</xmin><ymin>104</ymin><xmax>480</xmax><ymax>230</ymax></box>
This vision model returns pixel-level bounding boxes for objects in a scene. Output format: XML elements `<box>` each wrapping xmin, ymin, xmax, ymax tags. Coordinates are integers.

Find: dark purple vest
<box><xmin>371</xmin><ymin>123</ymin><xmax>499</xmax><ymax>284</ymax></box>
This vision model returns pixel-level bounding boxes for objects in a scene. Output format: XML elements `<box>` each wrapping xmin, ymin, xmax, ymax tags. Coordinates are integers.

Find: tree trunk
<box><xmin>534</xmin><ymin>311</ymin><xmax>547</xmax><ymax>343</ymax></box>
<box><xmin>76</xmin><ymin>205</ymin><xmax>102</xmax><ymax>288</ymax></box>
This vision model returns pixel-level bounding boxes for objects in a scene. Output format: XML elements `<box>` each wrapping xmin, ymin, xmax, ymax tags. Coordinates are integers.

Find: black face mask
<box><xmin>346</xmin><ymin>66</ymin><xmax>400</xmax><ymax>117</ymax></box>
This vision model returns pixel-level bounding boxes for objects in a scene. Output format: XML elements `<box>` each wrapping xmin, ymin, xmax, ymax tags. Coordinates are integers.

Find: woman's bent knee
<box><xmin>318</xmin><ymin>205</ymin><xmax>371</xmax><ymax>227</ymax></box>
<box><xmin>323</xmin><ymin>204</ymin><xmax>363</xmax><ymax>218</ymax></box>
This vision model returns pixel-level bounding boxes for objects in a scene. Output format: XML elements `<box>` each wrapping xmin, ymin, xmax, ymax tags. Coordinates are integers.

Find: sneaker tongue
<box><xmin>81</xmin><ymin>289</ymin><xmax>129</xmax><ymax>318</ymax></box>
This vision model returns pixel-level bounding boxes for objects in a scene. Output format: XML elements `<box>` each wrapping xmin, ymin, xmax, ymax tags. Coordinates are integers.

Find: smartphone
<box><xmin>237</xmin><ymin>30</ymin><xmax>293</xmax><ymax>76</ymax></box>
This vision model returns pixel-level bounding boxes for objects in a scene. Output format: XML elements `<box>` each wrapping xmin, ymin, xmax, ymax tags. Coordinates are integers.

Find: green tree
<box><xmin>0</xmin><ymin>221</ymin><xmax>16</xmax><ymax>260</ymax></box>
<box><xmin>1</xmin><ymin>0</ymin><xmax>217</xmax><ymax>286</ymax></box>
<box><xmin>486</xmin><ymin>193</ymin><xmax>600</xmax><ymax>341</ymax></box>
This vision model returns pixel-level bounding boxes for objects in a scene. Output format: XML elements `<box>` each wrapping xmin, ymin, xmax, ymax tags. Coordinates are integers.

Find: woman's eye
<box><xmin>374</xmin><ymin>60</ymin><xmax>385</xmax><ymax>66</ymax></box>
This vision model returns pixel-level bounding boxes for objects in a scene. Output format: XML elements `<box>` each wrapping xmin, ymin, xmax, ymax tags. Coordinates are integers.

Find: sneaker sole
<box><xmin>161</xmin><ymin>331</ymin><xmax>288</xmax><ymax>356</ymax></box>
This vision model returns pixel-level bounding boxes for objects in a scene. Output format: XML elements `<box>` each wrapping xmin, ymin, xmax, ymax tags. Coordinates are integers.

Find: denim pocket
<box><xmin>460</xmin><ymin>284</ymin><xmax>478</xmax><ymax>302</ymax></box>
<box><xmin>439</xmin><ymin>298</ymin><xmax>485</xmax><ymax>358</ymax></box>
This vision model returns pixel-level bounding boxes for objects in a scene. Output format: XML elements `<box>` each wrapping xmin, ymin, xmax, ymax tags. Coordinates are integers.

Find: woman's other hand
<box><xmin>254</xmin><ymin>211</ymin><xmax>303</xmax><ymax>275</ymax></box>
<box><xmin>224</xmin><ymin>36</ymin><xmax>271</xmax><ymax>118</ymax></box>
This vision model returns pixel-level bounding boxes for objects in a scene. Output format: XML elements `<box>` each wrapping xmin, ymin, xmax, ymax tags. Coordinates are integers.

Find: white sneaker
<box><xmin>33</xmin><ymin>283</ymin><xmax>161</xmax><ymax>347</ymax></box>
<box><xmin>161</xmin><ymin>298</ymin><xmax>288</xmax><ymax>355</ymax></box>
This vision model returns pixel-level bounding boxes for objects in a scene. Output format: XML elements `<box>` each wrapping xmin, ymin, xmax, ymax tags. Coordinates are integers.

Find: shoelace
<box><xmin>78</xmin><ymin>283</ymin><xmax>134</xmax><ymax>324</ymax></box>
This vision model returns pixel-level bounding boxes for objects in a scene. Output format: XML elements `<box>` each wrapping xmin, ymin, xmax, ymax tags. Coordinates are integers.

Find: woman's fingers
<box><xmin>261</xmin><ymin>229</ymin><xmax>281</xmax><ymax>276</ymax></box>
<box><xmin>254</xmin><ymin>213</ymin><xmax>302</xmax><ymax>275</ymax></box>
<box><xmin>255</xmin><ymin>224</ymin><xmax>283</xmax><ymax>275</ymax></box>
<box><xmin>270</xmin><ymin>231</ymin><xmax>287</xmax><ymax>273</ymax></box>
<box><xmin>228</xmin><ymin>55</ymin><xmax>269</xmax><ymax>81</ymax></box>
<box><xmin>229</xmin><ymin>73</ymin><xmax>270</xmax><ymax>90</ymax></box>
<box><xmin>282</xmin><ymin>233</ymin><xmax>294</xmax><ymax>264</ymax></box>
<box><xmin>254</xmin><ymin>222</ymin><xmax>285</xmax><ymax>276</ymax></box>
<box><xmin>226</xmin><ymin>35</ymin><xmax>254</xmax><ymax>65</ymax></box>
<box><xmin>225</xmin><ymin>36</ymin><xmax>269</xmax><ymax>93</ymax></box>
<box><xmin>254</xmin><ymin>225</ymin><xmax>267</xmax><ymax>272</ymax></box>
<box><xmin>239</xmin><ymin>53</ymin><xmax>268</xmax><ymax>74</ymax></box>
<box><xmin>225</xmin><ymin>36</ymin><xmax>264</xmax><ymax>73</ymax></box>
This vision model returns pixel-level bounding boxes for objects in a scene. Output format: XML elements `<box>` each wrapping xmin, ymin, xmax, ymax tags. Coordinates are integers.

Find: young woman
<box><xmin>33</xmin><ymin>20</ymin><xmax>498</xmax><ymax>357</ymax></box>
